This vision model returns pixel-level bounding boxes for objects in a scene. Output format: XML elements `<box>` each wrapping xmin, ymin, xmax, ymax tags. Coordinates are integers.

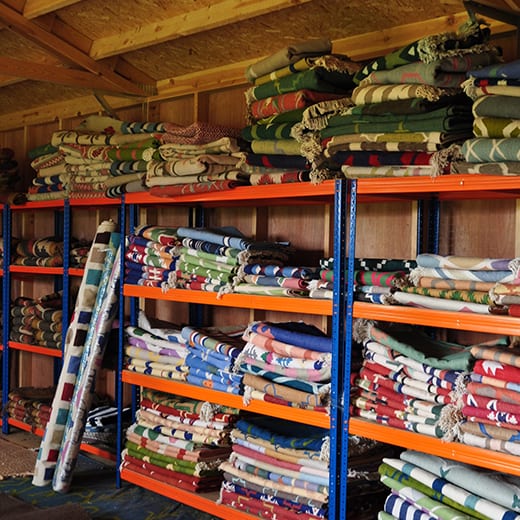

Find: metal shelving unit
<box><xmin>118</xmin><ymin>179</ymin><xmax>347</xmax><ymax>520</ymax></box>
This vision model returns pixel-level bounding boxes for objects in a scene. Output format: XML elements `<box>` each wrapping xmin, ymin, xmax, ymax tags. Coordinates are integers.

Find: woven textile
<box><xmin>472</xmin><ymin>95</ymin><xmax>520</xmax><ymax>119</ymax></box>
<box><xmin>33</xmin><ymin>219</ymin><xmax>118</xmax><ymax>487</ymax></box>
<box><xmin>360</xmin><ymin>52</ymin><xmax>500</xmax><ymax>89</ymax></box>
<box><xmin>52</xmin><ymin>238</ymin><xmax>121</xmax><ymax>493</ymax></box>
<box><xmin>384</xmin><ymin>455</ymin><xmax>516</xmax><ymax>520</ymax></box>
<box><xmin>401</xmin><ymin>450</ymin><xmax>520</xmax><ymax>513</ymax></box>
<box><xmin>353</xmin><ymin>19</ymin><xmax>492</xmax><ymax>84</ymax></box>
<box><xmin>246</xmin><ymin>68</ymin><xmax>355</xmax><ymax>104</ymax></box>
<box><xmin>462</xmin><ymin>137</ymin><xmax>520</xmax><ymax>162</ymax></box>
<box><xmin>245</xmin><ymin>38</ymin><xmax>332</xmax><ymax>82</ymax></box>
<box><xmin>378</xmin><ymin>462</ymin><xmax>489</xmax><ymax>520</ymax></box>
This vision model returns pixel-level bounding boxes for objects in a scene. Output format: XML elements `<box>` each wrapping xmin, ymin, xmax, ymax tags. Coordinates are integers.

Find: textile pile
<box><xmin>9</xmin><ymin>291</ymin><xmax>64</xmax><ymax>349</ymax></box>
<box><xmin>241</xmin><ymin>39</ymin><xmax>359</xmax><ymax>185</ymax></box>
<box><xmin>26</xmin><ymin>134</ymin><xmax>147</xmax><ymax>201</ymax></box>
<box><xmin>218</xmin><ymin>415</ymin><xmax>330</xmax><ymax>519</ymax></box>
<box><xmin>6</xmin><ymin>386</ymin><xmax>55</xmax><ymax>430</ymax></box>
<box><xmin>346</xmin><ymin>436</ymin><xmax>400</xmax><ymax>519</ymax></box>
<box><xmin>23</xmin><ymin>115</ymin><xmax>243</xmax><ymax>200</ymax></box>
<box><xmin>125</xmin><ymin>223</ymin><xmax>315</xmax><ymax>297</ymax></box>
<box><xmin>378</xmin><ymin>450</ymin><xmax>520</xmax><ymax>519</ymax></box>
<box><xmin>310</xmin><ymin>256</ymin><xmax>416</xmax><ymax>301</ymax></box>
<box><xmin>121</xmin><ymin>388</ymin><xmax>240</xmax><ymax>493</ymax></box>
<box><xmin>239</xmin><ymin>321</ymin><xmax>332</xmax><ymax>412</ymax></box>
<box><xmin>124</xmin><ymin>311</ymin><xmax>188</xmax><ymax>382</ymax></box>
<box><xmin>12</xmin><ymin>236</ymin><xmax>63</xmax><ymax>267</ymax></box>
<box><xmin>0</xmin><ymin>147</ymin><xmax>21</xmax><ymax>194</ymax></box>
<box><xmin>145</xmin><ymin>122</ymin><xmax>247</xmax><ymax>197</ymax></box>
<box><xmin>393</xmin><ymin>253</ymin><xmax>518</xmax><ymax>315</ymax></box>
<box><xmin>82</xmin><ymin>402</ymin><xmax>131</xmax><ymax>450</ymax></box>
<box><xmin>351</xmin><ymin>320</ymin><xmax>472</xmax><ymax>439</ymax></box>
<box><xmin>181</xmin><ymin>325</ymin><xmax>246</xmax><ymax>395</ymax></box>
<box><xmin>175</xmin><ymin>225</ymin><xmax>294</xmax><ymax>295</ymax></box>
<box><xmin>451</xmin><ymin>57</ymin><xmax>520</xmax><ymax>175</ymax></box>
<box><xmin>294</xmin><ymin>18</ymin><xmax>498</xmax><ymax>182</ymax></box>
<box><xmin>125</xmin><ymin>224</ymin><xmax>179</xmax><ymax>289</ymax></box>
<box><xmin>456</xmin><ymin>339</ymin><xmax>520</xmax><ymax>456</ymax></box>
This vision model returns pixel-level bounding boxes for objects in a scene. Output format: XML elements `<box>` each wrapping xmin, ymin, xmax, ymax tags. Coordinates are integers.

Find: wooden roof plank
<box><xmin>22</xmin><ymin>0</ymin><xmax>81</xmax><ymax>18</ymax></box>
<box><xmin>0</xmin><ymin>1</ymin><xmax>149</xmax><ymax>96</ymax></box>
<box><xmin>89</xmin><ymin>0</ymin><xmax>313</xmax><ymax>59</ymax></box>
<box><xmin>0</xmin><ymin>55</ymin><xmax>146</xmax><ymax>92</ymax></box>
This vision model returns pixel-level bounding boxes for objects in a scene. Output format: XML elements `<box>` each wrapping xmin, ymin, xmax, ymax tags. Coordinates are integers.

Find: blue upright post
<box><xmin>329</xmin><ymin>179</ymin><xmax>349</xmax><ymax>520</ymax></box>
<box><xmin>116</xmin><ymin>194</ymin><xmax>127</xmax><ymax>488</ymax></box>
<box><xmin>2</xmin><ymin>204</ymin><xmax>11</xmax><ymax>434</ymax></box>
<box><xmin>59</xmin><ymin>200</ymin><xmax>70</xmax><ymax>379</ymax></box>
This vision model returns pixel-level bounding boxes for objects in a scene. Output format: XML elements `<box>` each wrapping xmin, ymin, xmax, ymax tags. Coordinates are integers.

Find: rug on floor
<box><xmin>0</xmin><ymin>438</ymin><xmax>37</xmax><ymax>479</ymax></box>
<box><xmin>0</xmin><ymin>471</ymin><xmax>219</xmax><ymax>520</ymax></box>
<box><xmin>0</xmin><ymin>491</ymin><xmax>91</xmax><ymax>520</ymax></box>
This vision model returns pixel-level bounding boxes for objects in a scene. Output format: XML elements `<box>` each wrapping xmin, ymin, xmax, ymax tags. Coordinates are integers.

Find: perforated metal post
<box><xmin>329</xmin><ymin>178</ymin><xmax>349</xmax><ymax>519</ymax></box>
<box><xmin>2</xmin><ymin>204</ymin><xmax>10</xmax><ymax>434</ymax></box>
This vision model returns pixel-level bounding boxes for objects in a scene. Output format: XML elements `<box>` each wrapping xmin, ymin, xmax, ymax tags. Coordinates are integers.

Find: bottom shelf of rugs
<box><xmin>349</xmin><ymin>417</ymin><xmax>520</xmax><ymax>477</ymax></box>
<box><xmin>121</xmin><ymin>467</ymin><xmax>256</xmax><ymax>519</ymax></box>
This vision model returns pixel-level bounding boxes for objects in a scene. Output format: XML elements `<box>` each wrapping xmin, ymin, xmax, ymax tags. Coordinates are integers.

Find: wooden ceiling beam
<box><xmin>0</xmin><ymin>55</ymin><xmax>150</xmax><ymax>93</ymax></box>
<box><xmin>0</xmin><ymin>1</ymin><xmax>149</xmax><ymax>96</ymax></box>
<box><xmin>89</xmin><ymin>0</ymin><xmax>312</xmax><ymax>59</ymax></box>
<box><xmin>22</xmin><ymin>0</ymin><xmax>81</xmax><ymax>18</ymax></box>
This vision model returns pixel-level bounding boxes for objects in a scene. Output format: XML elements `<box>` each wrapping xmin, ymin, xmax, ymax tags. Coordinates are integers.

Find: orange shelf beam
<box><xmin>122</xmin><ymin>371</ymin><xmax>330</xmax><ymax>429</ymax></box>
<box><xmin>123</xmin><ymin>285</ymin><xmax>333</xmax><ymax>316</ymax></box>
<box><xmin>9</xmin><ymin>341</ymin><xmax>62</xmax><ymax>357</ymax></box>
<box><xmin>125</xmin><ymin>180</ymin><xmax>336</xmax><ymax>206</ymax></box>
<box><xmin>9</xmin><ymin>200</ymin><xmax>65</xmax><ymax>210</ymax></box>
<box><xmin>353</xmin><ymin>301</ymin><xmax>520</xmax><ymax>336</ymax></box>
<box><xmin>349</xmin><ymin>417</ymin><xmax>520</xmax><ymax>476</ymax></box>
<box><xmin>10</xmin><ymin>266</ymin><xmax>64</xmax><ymax>275</ymax></box>
<box><xmin>357</xmin><ymin>175</ymin><xmax>520</xmax><ymax>199</ymax></box>
<box><xmin>121</xmin><ymin>467</ymin><xmax>256</xmax><ymax>519</ymax></box>
<box><xmin>69</xmin><ymin>197</ymin><xmax>121</xmax><ymax>207</ymax></box>
<box><xmin>68</xmin><ymin>267</ymin><xmax>85</xmax><ymax>277</ymax></box>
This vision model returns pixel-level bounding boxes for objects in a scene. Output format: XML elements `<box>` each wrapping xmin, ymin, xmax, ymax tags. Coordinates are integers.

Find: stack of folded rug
<box><xmin>450</xmin><ymin>57</ymin><xmax>520</xmax><ymax>175</ymax></box>
<box><xmin>394</xmin><ymin>253</ymin><xmax>517</xmax><ymax>314</ymax></box>
<box><xmin>0</xmin><ymin>147</ymin><xmax>20</xmax><ymax>193</ymax></box>
<box><xmin>239</xmin><ymin>320</ymin><xmax>332</xmax><ymax>412</ymax></box>
<box><xmin>351</xmin><ymin>319</ymin><xmax>472</xmax><ymax>440</ymax></box>
<box><xmin>218</xmin><ymin>415</ymin><xmax>330</xmax><ymax>519</ymax></box>
<box><xmin>9</xmin><ymin>292</ymin><xmax>64</xmax><ymax>349</ymax></box>
<box><xmin>121</xmin><ymin>388</ymin><xmax>240</xmax><ymax>493</ymax></box>
<box><xmin>241</xmin><ymin>38</ymin><xmax>358</xmax><ymax>185</ymax></box>
<box><xmin>145</xmin><ymin>121</ymin><xmax>247</xmax><ymax>197</ymax></box>
<box><xmin>309</xmin><ymin>256</ymin><xmax>416</xmax><ymax>301</ymax></box>
<box><xmin>378</xmin><ymin>450</ymin><xmax>520</xmax><ymax>519</ymax></box>
<box><xmin>456</xmin><ymin>338</ymin><xmax>520</xmax><ymax>456</ymax></box>
<box><xmin>181</xmin><ymin>324</ymin><xmax>246</xmax><ymax>395</ymax></box>
<box><xmin>293</xmin><ymin>18</ymin><xmax>499</xmax><ymax>182</ymax></box>
<box><xmin>7</xmin><ymin>386</ymin><xmax>55</xmax><ymax>430</ymax></box>
<box><xmin>124</xmin><ymin>224</ymin><xmax>180</xmax><ymax>289</ymax></box>
<box><xmin>175</xmin><ymin>225</ymin><xmax>294</xmax><ymax>295</ymax></box>
<box><xmin>12</xmin><ymin>236</ymin><xmax>63</xmax><ymax>267</ymax></box>
<box><xmin>124</xmin><ymin>311</ymin><xmax>188</xmax><ymax>382</ymax></box>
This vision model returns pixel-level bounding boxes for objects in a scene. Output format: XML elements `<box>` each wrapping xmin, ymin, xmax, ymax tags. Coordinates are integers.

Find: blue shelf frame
<box><xmin>115</xmin><ymin>180</ymin><xmax>350</xmax><ymax>516</ymax></box>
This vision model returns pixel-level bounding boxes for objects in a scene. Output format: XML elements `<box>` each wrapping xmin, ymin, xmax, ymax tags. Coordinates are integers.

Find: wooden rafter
<box><xmin>22</xmin><ymin>0</ymin><xmax>81</xmax><ymax>19</ymax></box>
<box><xmin>0</xmin><ymin>56</ymin><xmax>147</xmax><ymax>93</ymax></box>
<box><xmin>89</xmin><ymin>0</ymin><xmax>312</xmax><ymax>59</ymax></box>
<box><xmin>0</xmin><ymin>1</ymin><xmax>150</xmax><ymax>96</ymax></box>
